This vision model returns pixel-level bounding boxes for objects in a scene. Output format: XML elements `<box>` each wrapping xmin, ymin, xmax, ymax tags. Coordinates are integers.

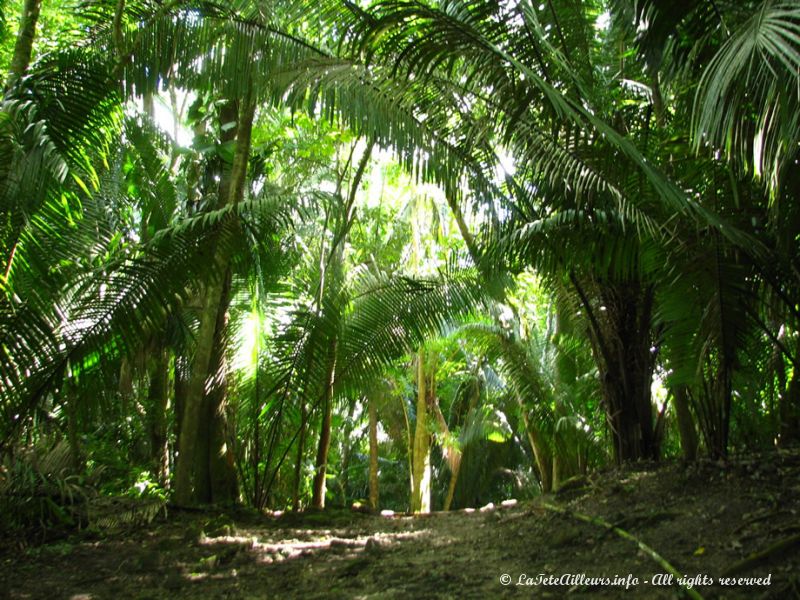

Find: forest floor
<box><xmin>2</xmin><ymin>449</ymin><xmax>800</xmax><ymax>600</ymax></box>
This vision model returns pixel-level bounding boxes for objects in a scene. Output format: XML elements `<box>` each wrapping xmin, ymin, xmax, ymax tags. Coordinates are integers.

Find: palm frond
<box><xmin>693</xmin><ymin>0</ymin><xmax>800</xmax><ymax>190</ymax></box>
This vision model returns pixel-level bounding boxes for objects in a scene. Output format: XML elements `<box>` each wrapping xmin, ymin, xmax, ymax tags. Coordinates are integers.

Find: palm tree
<box><xmin>307</xmin><ymin>0</ymin><xmax>800</xmax><ymax>461</ymax></box>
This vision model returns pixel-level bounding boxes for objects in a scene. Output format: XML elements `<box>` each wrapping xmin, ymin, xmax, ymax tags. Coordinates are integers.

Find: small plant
<box><xmin>0</xmin><ymin>439</ymin><xmax>89</xmax><ymax>541</ymax></box>
<box><xmin>128</xmin><ymin>470</ymin><xmax>168</xmax><ymax>502</ymax></box>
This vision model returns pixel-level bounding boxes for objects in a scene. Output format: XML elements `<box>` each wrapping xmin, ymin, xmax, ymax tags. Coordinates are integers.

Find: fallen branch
<box><xmin>722</xmin><ymin>533</ymin><xmax>800</xmax><ymax>577</ymax></box>
<box><xmin>539</xmin><ymin>502</ymin><xmax>704</xmax><ymax>600</ymax></box>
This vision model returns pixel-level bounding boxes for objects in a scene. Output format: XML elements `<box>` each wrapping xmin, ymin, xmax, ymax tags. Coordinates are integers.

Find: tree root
<box><xmin>539</xmin><ymin>502</ymin><xmax>704</xmax><ymax>600</ymax></box>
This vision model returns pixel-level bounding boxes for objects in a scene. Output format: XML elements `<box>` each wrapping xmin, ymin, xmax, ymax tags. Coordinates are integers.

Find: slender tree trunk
<box><xmin>292</xmin><ymin>399</ymin><xmax>307</xmax><ymax>511</ymax></box>
<box><xmin>552</xmin><ymin>296</ymin><xmax>581</xmax><ymax>486</ymax></box>
<box><xmin>443</xmin><ymin>462</ymin><xmax>460</xmax><ymax>512</ymax></box>
<box><xmin>672</xmin><ymin>385</ymin><xmax>698</xmax><ymax>461</ymax></box>
<box><xmin>779</xmin><ymin>369</ymin><xmax>800</xmax><ymax>445</ymax></box>
<box><xmin>520</xmin><ymin>404</ymin><xmax>552</xmax><ymax>493</ymax></box>
<box><xmin>337</xmin><ymin>401</ymin><xmax>357</xmax><ymax>506</ymax></box>
<box><xmin>65</xmin><ymin>383</ymin><xmax>81</xmax><ymax>471</ymax></box>
<box><xmin>173</xmin><ymin>353</ymin><xmax>188</xmax><ymax>447</ymax></box>
<box><xmin>147</xmin><ymin>344</ymin><xmax>171</xmax><ymax>487</ymax></box>
<box><xmin>308</xmin><ymin>144</ymin><xmax>371</xmax><ymax>509</ymax></box>
<box><xmin>173</xmin><ymin>96</ymin><xmax>256</xmax><ymax>506</ymax></box>
<box><xmin>368</xmin><ymin>395</ymin><xmax>379</xmax><ymax>511</ymax></box>
<box><xmin>118</xmin><ymin>357</ymin><xmax>134</xmax><ymax>418</ymax></box>
<box><xmin>430</xmin><ymin>389</ymin><xmax>460</xmax><ymax>511</ymax></box>
<box><xmin>311</xmin><ymin>339</ymin><xmax>337</xmax><ymax>509</ymax></box>
<box><xmin>5</xmin><ymin>0</ymin><xmax>41</xmax><ymax>90</ymax></box>
<box><xmin>411</xmin><ymin>350</ymin><xmax>432</xmax><ymax>513</ymax></box>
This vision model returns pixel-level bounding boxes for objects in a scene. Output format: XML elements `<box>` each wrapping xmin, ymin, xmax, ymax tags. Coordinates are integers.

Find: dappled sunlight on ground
<box><xmin>196</xmin><ymin>527</ymin><xmax>432</xmax><ymax>565</ymax></box>
<box><xmin>7</xmin><ymin>458</ymin><xmax>800</xmax><ymax>599</ymax></box>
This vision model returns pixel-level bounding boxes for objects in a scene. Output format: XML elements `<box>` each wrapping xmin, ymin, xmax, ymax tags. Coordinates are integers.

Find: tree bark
<box><xmin>551</xmin><ymin>294</ymin><xmax>581</xmax><ymax>486</ymax></box>
<box><xmin>173</xmin><ymin>353</ymin><xmax>188</xmax><ymax>446</ymax></box>
<box><xmin>292</xmin><ymin>398</ymin><xmax>307</xmax><ymax>511</ymax></box>
<box><xmin>147</xmin><ymin>344</ymin><xmax>171</xmax><ymax>487</ymax></box>
<box><xmin>779</xmin><ymin>369</ymin><xmax>800</xmax><ymax>445</ymax></box>
<box><xmin>308</xmin><ymin>144</ymin><xmax>371</xmax><ymax>509</ymax></box>
<box><xmin>118</xmin><ymin>356</ymin><xmax>134</xmax><ymax>417</ymax></box>
<box><xmin>337</xmin><ymin>401</ymin><xmax>357</xmax><ymax>506</ymax></box>
<box><xmin>520</xmin><ymin>404</ymin><xmax>552</xmax><ymax>493</ymax></box>
<box><xmin>311</xmin><ymin>339</ymin><xmax>337</xmax><ymax>509</ymax></box>
<box><xmin>65</xmin><ymin>382</ymin><xmax>81</xmax><ymax>471</ymax></box>
<box><xmin>430</xmin><ymin>390</ymin><xmax>460</xmax><ymax>511</ymax></box>
<box><xmin>578</xmin><ymin>277</ymin><xmax>657</xmax><ymax>463</ymax></box>
<box><xmin>672</xmin><ymin>385</ymin><xmax>698</xmax><ymax>461</ymax></box>
<box><xmin>173</xmin><ymin>95</ymin><xmax>256</xmax><ymax>506</ymax></box>
<box><xmin>199</xmin><ymin>268</ymin><xmax>238</xmax><ymax>504</ymax></box>
<box><xmin>5</xmin><ymin>0</ymin><xmax>41</xmax><ymax>90</ymax></box>
<box><xmin>411</xmin><ymin>350</ymin><xmax>432</xmax><ymax>513</ymax></box>
<box><xmin>368</xmin><ymin>395</ymin><xmax>379</xmax><ymax>511</ymax></box>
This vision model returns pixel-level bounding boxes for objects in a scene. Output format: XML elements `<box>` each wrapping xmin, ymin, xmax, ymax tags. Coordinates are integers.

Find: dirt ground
<box><xmin>2</xmin><ymin>449</ymin><xmax>800</xmax><ymax>599</ymax></box>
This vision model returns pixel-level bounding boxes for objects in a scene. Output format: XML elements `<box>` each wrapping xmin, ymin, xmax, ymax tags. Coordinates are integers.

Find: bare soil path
<box><xmin>3</xmin><ymin>452</ymin><xmax>799</xmax><ymax>599</ymax></box>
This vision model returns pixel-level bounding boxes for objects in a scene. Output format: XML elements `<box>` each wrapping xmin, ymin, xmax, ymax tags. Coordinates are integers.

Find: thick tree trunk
<box><xmin>208</xmin><ymin>386</ymin><xmax>238</xmax><ymax>504</ymax></box>
<box><xmin>173</xmin><ymin>96</ymin><xmax>255</xmax><ymax>506</ymax></box>
<box><xmin>583</xmin><ymin>279</ymin><xmax>657</xmax><ymax>463</ymax></box>
<box><xmin>368</xmin><ymin>395</ymin><xmax>379</xmax><ymax>511</ymax></box>
<box><xmin>311</xmin><ymin>339</ymin><xmax>337</xmax><ymax>509</ymax></box>
<box><xmin>173</xmin><ymin>271</ymin><xmax>229</xmax><ymax>505</ymax></box>
<box><xmin>5</xmin><ymin>0</ymin><xmax>41</xmax><ymax>89</ymax></box>
<box><xmin>694</xmin><ymin>362</ymin><xmax>733</xmax><ymax>459</ymax></box>
<box><xmin>195</xmin><ymin>268</ymin><xmax>238</xmax><ymax>504</ymax></box>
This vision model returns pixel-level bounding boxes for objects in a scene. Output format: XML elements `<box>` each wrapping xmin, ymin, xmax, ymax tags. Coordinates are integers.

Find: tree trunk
<box><xmin>672</xmin><ymin>385</ymin><xmax>698</xmax><ymax>461</ymax></box>
<box><xmin>147</xmin><ymin>344</ymin><xmax>171</xmax><ymax>487</ymax></box>
<box><xmin>201</xmin><ymin>268</ymin><xmax>238</xmax><ymax>504</ymax></box>
<box><xmin>368</xmin><ymin>395</ymin><xmax>379</xmax><ymax>511</ymax></box>
<box><xmin>173</xmin><ymin>95</ymin><xmax>256</xmax><ymax>506</ymax></box>
<box><xmin>520</xmin><ymin>404</ymin><xmax>552</xmax><ymax>493</ymax></box>
<box><xmin>580</xmin><ymin>278</ymin><xmax>657</xmax><ymax>463</ymax></box>
<box><xmin>411</xmin><ymin>350</ymin><xmax>432</xmax><ymax>513</ymax></box>
<box><xmin>443</xmin><ymin>463</ymin><xmax>460</xmax><ymax>512</ymax></box>
<box><xmin>551</xmin><ymin>296</ymin><xmax>582</xmax><ymax>486</ymax></box>
<box><xmin>292</xmin><ymin>398</ymin><xmax>307</xmax><ymax>511</ymax></box>
<box><xmin>5</xmin><ymin>0</ymin><xmax>41</xmax><ymax>89</ymax></box>
<box><xmin>173</xmin><ymin>271</ymin><xmax>228</xmax><ymax>505</ymax></box>
<box><xmin>118</xmin><ymin>355</ymin><xmax>135</xmax><ymax>418</ymax></box>
<box><xmin>779</xmin><ymin>369</ymin><xmax>800</xmax><ymax>445</ymax></box>
<box><xmin>430</xmin><ymin>388</ymin><xmax>460</xmax><ymax>511</ymax></box>
<box><xmin>337</xmin><ymin>401</ymin><xmax>357</xmax><ymax>506</ymax></box>
<box><xmin>311</xmin><ymin>339</ymin><xmax>337</xmax><ymax>509</ymax></box>
<box><xmin>65</xmin><ymin>382</ymin><xmax>81</xmax><ymax>471</ymax></box>
<box><xmin>173</xmin><ymin>353</ymin><xmax>188</xmax><ymax>447</ymax></box>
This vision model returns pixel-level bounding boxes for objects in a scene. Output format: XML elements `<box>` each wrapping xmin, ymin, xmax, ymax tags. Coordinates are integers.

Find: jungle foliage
<box><xmin>0</xmin><ymin>0</ymin><xmax>798</xmax><ymax>534</ymax></box>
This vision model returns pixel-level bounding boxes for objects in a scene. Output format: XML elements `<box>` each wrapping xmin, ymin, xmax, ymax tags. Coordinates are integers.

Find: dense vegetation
<box><xmin>0</xmin><ymin>0</ymin><xmax>798</xmax><ymax>540</ymax></box>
